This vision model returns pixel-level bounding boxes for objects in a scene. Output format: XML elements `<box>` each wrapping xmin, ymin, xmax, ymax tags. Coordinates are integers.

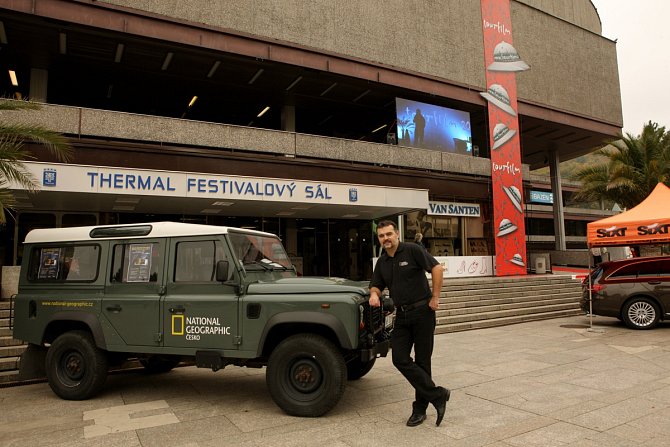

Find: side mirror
<box><xmin>216</xmin><ymin>260</ymin><xmax>230</xmax><ymax>282</ymax></box>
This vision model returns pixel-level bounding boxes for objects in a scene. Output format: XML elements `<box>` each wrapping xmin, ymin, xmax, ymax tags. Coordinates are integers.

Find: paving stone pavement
<box><xmin>2</xmin><ymin>314</ymin><xmax>670</xmax><ymax>447</ymax></box>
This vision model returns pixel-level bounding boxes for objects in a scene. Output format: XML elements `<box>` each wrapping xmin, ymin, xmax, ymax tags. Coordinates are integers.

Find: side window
<box><xmin>660</xmin><ymin>259</ymin><xmax>670</xmax><ymax>276</ymax></box>
<box><xmin>610</xmin><ymin>261</ymin><xmax>660</xmax><ymax>279</ymax></box>
<box><xmin>175</xmin><ymin>240</ymin><xmax>227</xmax><ymax>282</ymax></box>
<box><xmin>110</xmin><ymin>243</ymin><xmax>160</xmax><ymax>283</ymax></box>
<box><xmin>28</xmin><ymin>245</ymin><xmax>100</xmax><ymax>282</ymax></box>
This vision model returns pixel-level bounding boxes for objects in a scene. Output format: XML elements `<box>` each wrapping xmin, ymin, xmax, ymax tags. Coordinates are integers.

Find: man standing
<box><xmin>413</xmin><ymin>108</ymin><xmax>426</xmax><ymax>147</ymax></box>
<box><xmin>369</xmin><ymin>220</ymin><xmax>450</xmax><ymax>427</ymax></box>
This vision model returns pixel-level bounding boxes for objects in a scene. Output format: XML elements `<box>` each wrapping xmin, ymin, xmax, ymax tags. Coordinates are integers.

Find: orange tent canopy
<box><xmin>587</xmin><ymin>182</ymin><xmax>670</xmax><ymax>247</ymax></box>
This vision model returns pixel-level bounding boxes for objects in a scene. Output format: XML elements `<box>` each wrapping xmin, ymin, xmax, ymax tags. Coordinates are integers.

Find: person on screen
<box><xmin>413</xmin><ymin>108</ymin><xmax>426</xmax><ymax>147</ymax></box>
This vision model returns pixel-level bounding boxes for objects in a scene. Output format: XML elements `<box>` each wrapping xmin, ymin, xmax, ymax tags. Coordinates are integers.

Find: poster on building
<box><xmin>126</xmin><ymin>244</ymin><xmax>153</xmax><ymax>282</ymax></box>
<box><xmin>480</xmin><ymin>0</ymin><xmax>529</xmax><ymax>276</ymax></box>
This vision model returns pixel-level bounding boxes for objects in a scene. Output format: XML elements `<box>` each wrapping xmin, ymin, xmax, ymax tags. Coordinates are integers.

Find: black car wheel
<box><xmin>623</xmin><ymin>297</ymin><xmax>660</xmax><ymax>330</ymax></box>
<box><xmin>45</xmin><ymin>330</ymin><xmax>108</xmax><ymax>400</ymax></box>
<box><xmin>266</xmin><ymin>334</ymin><xmax>346</xmax><ymax>417</ymax></box>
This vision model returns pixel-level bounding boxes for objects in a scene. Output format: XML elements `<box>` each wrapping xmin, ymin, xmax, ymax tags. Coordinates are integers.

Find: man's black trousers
<box><xmin>391</xmin><ymin>304</ymin><xmax>442</xmax><ymax>413</ymax></box>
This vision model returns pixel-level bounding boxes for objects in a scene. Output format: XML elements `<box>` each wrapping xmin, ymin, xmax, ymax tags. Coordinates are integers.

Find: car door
<box><xmin>103</xmin><ymin>238</ymin><xmax>165</xmax><ymax>347</ymax></box>
<box><xmin>651</xmin><ymin>258</ymin><xmax>670</xmax><ymax>315</ymax></box>
<box><xmin>162</xmin><ymin>236</ymin><xmax>239</xmax><ymax>350</ymax></box>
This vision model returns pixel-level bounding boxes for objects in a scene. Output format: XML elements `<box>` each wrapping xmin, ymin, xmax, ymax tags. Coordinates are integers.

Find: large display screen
<box><xmin>395</xmin><ymin>98</ymin><xmax>472</xmax><ymax>153</ymax></box>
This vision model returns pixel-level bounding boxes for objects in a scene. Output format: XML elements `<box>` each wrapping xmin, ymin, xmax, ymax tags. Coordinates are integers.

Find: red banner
<box><xmin>480</xmin><ymin>0</ymin><xmax>528</xmax><ymax>275</ymax></box>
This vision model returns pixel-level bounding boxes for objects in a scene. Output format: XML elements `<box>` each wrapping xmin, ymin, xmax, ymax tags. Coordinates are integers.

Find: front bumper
<box><xmin>359</xmin><ymin>338</ymin><xmax>390</xmax><ymax>362</ymax></box>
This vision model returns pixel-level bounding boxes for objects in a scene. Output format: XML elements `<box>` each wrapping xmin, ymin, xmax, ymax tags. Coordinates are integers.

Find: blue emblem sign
<box><xmin>43</xmin><ymin>169</ymin><xmax>57</xmax><ymax>187</ymax></box>
<box><xmin>349</xmin><ymin>188</ymin><xmax>358</xmax><ymax>202</ymax></box>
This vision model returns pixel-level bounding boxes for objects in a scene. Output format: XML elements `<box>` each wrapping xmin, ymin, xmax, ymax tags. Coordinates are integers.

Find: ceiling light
<box><xmin>285</xmin><ymin>76</ymin><xmax>303</xmax><ymax>91</ymax></box>
<box><xmin>341</xmin><ymin>214</ymin><xmax>359</xmax><ymax>218</ymax></box>
<box><xmin>0</xmin><ymin>22</ymin><xmax>7</xmax><ymax>45</ymax></box>
<box><xmin>112</xmin><ymin>205</ymin><xmax>135</xmax><ymax>211</ymax></box>
<box><xmin>207</xmin><ymin>60</ymin><xmax>221</xmax><ymax>78</ymax></box>
<box><xmin>211</xmin><ymin>201</ymin><xmax>234</xmax><ymax>206</ymax></box>
<box><xmin>353</xmin><ymin>89</ymin><xmax>370</xmax><ymax>102</ymax></box>
<box><xmin>248</xmin><ymin>68</ymin><xmax>264</xmax><ymax>84</ymax></box>
<box><xmin>201</xmin><ymin>208</ymin><xmax>222</xmax><ymax>214</ymax></box>
<box><xmin>372</xmin><ymin>124</ymin><xmax>387</xmax><ymax>133</ymax></box>
<box><xmin>59</xmin><ymin>32</ymin><xmax>67</xmax><ymax>55</ymax></box>
<box><xmin>114</xmin><ymin>43</ymin><xmax>124</xmax><ymax>63</ymax></box>
<box><xmin>188</xmin><ymin>96</ymin><xmax>198</xmax><ymax>108</ymax></box>
<box><xmin>276</xmin><ymin>211</ymin><xmax>295</xmax><ymax>216</ymax></box>
<box><xmin>8</xmin><ymin>70</ymin><xmax>18</xmax><ymax>87</ymax></box>
<box><xmin>161</xmin><ymin>52</ymin><xmax>174</xmax><ymax>70</ymax></box>
<box><xmin>320</xmin><ymin>82</ymin><xmax>337</xmax><ymax>96</ymax></box>
<box><xmin>257</xmin><ymin>106</ymin><xmax>270</xmax><ymax>118</ymax></box>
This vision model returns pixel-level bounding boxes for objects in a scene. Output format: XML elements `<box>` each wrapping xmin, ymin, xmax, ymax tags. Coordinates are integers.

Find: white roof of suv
<box><xmin>24</xmin><ymin>221</ymin><xmax>276</xmax><ymax>243</ymax></box>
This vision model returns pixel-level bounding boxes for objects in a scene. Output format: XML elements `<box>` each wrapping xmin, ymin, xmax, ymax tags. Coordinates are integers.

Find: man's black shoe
<box><xmin>433</xmin><ymin>387</ymin><xmax>451</xmax><ymax>426</ymax></box>
<box><xmin>406</xmin><ymin>412</ymin><xmax>426</xmax><ymax>427</ymax></box>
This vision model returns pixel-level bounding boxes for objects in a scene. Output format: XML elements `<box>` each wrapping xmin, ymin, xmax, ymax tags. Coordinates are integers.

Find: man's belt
<box><xmin>398</xmin><ymin>299</ymin><xmax>429</xmax><ymax>312</ymax></box>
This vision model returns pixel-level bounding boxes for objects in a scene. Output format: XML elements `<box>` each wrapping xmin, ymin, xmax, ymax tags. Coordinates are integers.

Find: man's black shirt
<box><xmin>370</xmin><ymin>241</ymin><xmax>439</xmax><ymax>306</ymax></box>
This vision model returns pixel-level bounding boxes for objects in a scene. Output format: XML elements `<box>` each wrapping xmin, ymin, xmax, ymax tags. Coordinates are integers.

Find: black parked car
<box><xmin>581</xmin><ymin>256</ymin><xmax>670</xmax><ymax>329</ymax></box>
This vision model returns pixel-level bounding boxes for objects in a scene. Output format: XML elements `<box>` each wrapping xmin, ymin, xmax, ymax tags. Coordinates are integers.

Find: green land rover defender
<box><xmin>13</xmin><ymin>222</ymin><xmax>391</xmax><ymax>416</ymax></box>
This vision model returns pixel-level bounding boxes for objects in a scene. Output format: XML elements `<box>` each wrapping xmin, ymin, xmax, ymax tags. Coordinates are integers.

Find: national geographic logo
<box><xmin>171</xmin><ymin>315</ymin><xmax>231</xmax><ymax>341</ymax></box>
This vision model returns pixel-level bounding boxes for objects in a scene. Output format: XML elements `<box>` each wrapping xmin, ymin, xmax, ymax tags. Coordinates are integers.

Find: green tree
<box><xmin>572</xmin><ymin>121</ymin><xmax>670</xmax><ymax>209</ymax></box>
<box><xmin>0</xmin><ymin>99</ymin><xmax>72</xmax><ymax>223</ymax></box>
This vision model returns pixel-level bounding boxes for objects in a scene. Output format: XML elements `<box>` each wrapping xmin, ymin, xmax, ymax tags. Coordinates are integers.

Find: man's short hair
<box><xmin>376</xmin><ymin>220</ymin><xmax>397</xmax><ymax>231</ymax></box>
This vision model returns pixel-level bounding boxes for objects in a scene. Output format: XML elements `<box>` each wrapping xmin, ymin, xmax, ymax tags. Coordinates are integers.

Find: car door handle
<box><xmin>648</xmin><ymin>281</ymin><xmax>661</xmax><ymax>285</ymax></box>
<box><xmin>106</xmin><ymin>304</ymin><xmax>122</xmax><ymax>312</ymax></box>
<box><xmin>170</xmin><ymin>306</ymin><xmax>185</xmax><ymax>313</ymax></box>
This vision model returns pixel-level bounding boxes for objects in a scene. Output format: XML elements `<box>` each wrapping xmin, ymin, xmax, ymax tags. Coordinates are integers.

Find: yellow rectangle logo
<box><xmin>171</xmin><ymin>314</ymin><xmax>184</xmax><ymax>335</ymax></box>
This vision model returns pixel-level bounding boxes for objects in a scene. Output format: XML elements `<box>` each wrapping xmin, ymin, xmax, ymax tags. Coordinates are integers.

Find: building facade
<box><xmin>0</xmin><ymin>0</ymin><xmax>622</xmax><ymax>279</ymax></box>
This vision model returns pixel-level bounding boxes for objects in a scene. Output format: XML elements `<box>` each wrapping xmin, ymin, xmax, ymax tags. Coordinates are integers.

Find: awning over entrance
<box><xmin>12</xmin><ymin>162</ymin><xmax>429</xmax><ymax>219</ymax></box>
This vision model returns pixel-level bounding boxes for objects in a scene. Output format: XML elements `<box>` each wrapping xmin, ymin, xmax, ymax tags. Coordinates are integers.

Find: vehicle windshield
<box><xmin>228</xmin><ymin>231</ymin><xmax>295</xmax><ymax>278</ymax></box>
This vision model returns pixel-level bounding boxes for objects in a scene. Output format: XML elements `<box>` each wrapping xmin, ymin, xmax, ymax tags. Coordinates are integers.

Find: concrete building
<box><xmin>0</xmin><ymin>0</ymin><xmax>622</xmax><ymax>279</ymax></box>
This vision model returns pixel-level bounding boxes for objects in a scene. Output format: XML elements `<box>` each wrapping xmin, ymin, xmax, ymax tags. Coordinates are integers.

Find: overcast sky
<box><xmin>590</xmin><ymin>1</ymin><xmax>670</xmax><ymax>136</ymax></box>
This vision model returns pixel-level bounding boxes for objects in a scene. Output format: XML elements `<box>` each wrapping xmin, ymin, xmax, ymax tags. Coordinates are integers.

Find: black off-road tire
<box><xmin>346</xmin><ymin>357</ymin><xmax>376</xmax><ymax>381</ymax></box>
<box><xmin>45</xmin><ymin>330</ymin><xmax>108</xmax><ymax>400</ymax></box>
<box><xmin>622</xmin><ymin>297</ymin><xmax>660</xmax><ymax>330</ymax></box>
<box><xmin>140</xmin><ymin>356</ymin><xmax>180</xmax><ymax>374</ymax></box>
<box><xmin>266</xmin><ymin>334</ymin><xmax>346</xmax><ymax>417</ymax></box>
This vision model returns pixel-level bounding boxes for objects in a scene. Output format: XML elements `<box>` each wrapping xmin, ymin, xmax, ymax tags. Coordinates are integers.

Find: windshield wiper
<box><xmin>243</xmin><ymin>259</ymin><xmax>291</xmax><ymax>271</ymax></box>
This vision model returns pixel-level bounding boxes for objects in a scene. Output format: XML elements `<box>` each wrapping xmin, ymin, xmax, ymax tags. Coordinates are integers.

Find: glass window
<box><xmin>28</xmin><ymin>245</ymin><xmax>100</xmax><ymax>282</ymax></box>
<box><xmin>111</xmin><ymin>243</ymin><xmax>160</xmax><ymax>283</ymax></box>
<box><xmin>610</xmin><ymin>260</ymin><xmax>660</xmax><ymax>279</ymax></box>
<box><xmin>656</xmin><ymin>259</ymin><xmax>670</xmax><ymax>276</ymax></box>
<box><xmin>229</xmin><ymin>232</ymin><xmax>292</xmax><ymax>270</ymax></box>
<box><xmin>175</xmin><ymin>240</ymin><xmax>227</xmax><ymax>282</ymax></box>
<box><xmin>62</xmin><ymin>214</ymin><xmax>97</xmax><ymax>228</ymax></box>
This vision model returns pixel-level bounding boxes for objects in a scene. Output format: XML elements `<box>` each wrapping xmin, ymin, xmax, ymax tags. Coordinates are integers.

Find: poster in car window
<box><xmin>127</xmin><ymin>244</ymin><xmax>153</xmax><ymax>282</ymax></box>
<box><xmin>38</xmin><ymin>247</ymin><xmax>62</xmax><ymax>279</ymax></box>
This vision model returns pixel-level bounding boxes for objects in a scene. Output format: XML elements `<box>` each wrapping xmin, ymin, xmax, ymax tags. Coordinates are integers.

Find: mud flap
<box><xmin>18</xmin><ymin>343</ymin><xmax>47</xmax><ymax>380</ymax></box>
